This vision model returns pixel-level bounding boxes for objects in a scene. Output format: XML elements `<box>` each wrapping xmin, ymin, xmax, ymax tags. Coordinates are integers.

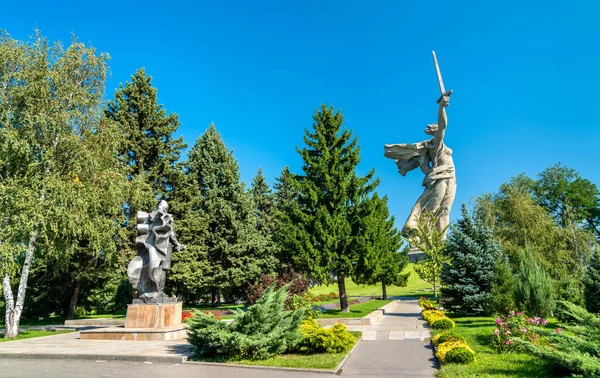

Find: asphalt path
<box><xmin>0</xmin><ymin>359</ymin><xmax>329</xmax><ymax>378</ymax></box>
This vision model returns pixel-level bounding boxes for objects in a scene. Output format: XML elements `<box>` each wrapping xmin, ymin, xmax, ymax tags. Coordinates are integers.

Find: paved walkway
<box><xmin>339</xmin><ymin>297</ymin><xmax>437</xmax><ymax>377</ymax></box>
<box><xmin>0</xmin><ymin>331</ymin><xmax>192</xmax><ymax>363</ymax></box>
<box><xmin>0</xmin><ymin>297</ymin><xmax>437</xmax><ymax>377</ymax></box>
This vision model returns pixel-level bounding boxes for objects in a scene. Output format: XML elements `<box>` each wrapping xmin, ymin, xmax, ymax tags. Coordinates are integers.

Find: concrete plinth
<box><xmin>80</xmin><ymin>302</ymin><xmax>186</xmax><ymax>341</ymax></box>
<box><xmin>125</xmin><ymin>302</ymin><xmax>182</xmax><ymax>328</ymax></box>
<box><xmin>80</xmin><ymin>325</ymin><xmax>186</xmax><ymax>341</ymax></box>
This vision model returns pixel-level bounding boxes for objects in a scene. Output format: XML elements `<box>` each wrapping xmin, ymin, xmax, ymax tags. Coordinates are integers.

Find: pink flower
<box><xmin>505</xmin><ymin>340</ymin><xmax>510</xmax><ymax>345</ymax></box>
<box><xmin>521</xmin><ymin>328</ymin><xmax>527</xmax><ymax>333</ymax></box>
<box><xmin>542</xmin><ymin>319</ymin><xmax>548</xmax><ymax>326</ymax></box>
<box><xmin>506</xmin><ymin>330</ymin><xmax>512</xmax><ymax>335</ymax></box>
<box><xmin>494</xmin><ymin>329</ymin><xmax>500</xmax><ymax>336</ymax></box>
<box><xmin>556</xmin><ymin>328</ymin><xmax>563</xmax><ymax>334</ymax></box>
<box><xmin>517</xmin><ymin>311</ymin><xmax>524</xmax><ymax>316</ymax></box>
<box><xmin>496</xmin><ymin>318</ymin><xmax>503</xmax><ymax>325</ymax></box>
<box><xmin>509</xmin><ymin>310</ymin><xmax>516</xmax><ymax>316</ymax></box>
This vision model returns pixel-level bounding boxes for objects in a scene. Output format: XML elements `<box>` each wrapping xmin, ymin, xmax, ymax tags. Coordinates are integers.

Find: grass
<box><xmin>310</xmin><ymin>263</ymin><xmax>432</xmax><ymax>298</ymax></box>
<box><xmin>435</xmin><ymin>316</ymin><xmax>555</xmax><ymax>378</ymax></box>
<box><xmin>319</xmin><ymin>299</ymin><xmax>391</xmax><ymax>318</ymax></box>
<box><xmin>194</xmin><ymin>331</ymin><xmax>362</xmax><ymax>370</ymax></box>
<box><xmin>1</xmin><ymin>329</ymin><xmax>74</xmax><ymax>342</ymax></box>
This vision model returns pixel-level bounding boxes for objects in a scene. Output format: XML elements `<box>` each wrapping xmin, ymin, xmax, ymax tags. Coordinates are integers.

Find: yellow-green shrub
<box><xmin>422</xmin><ymin>310</ymin><xmax>445</xmax><ymax>322</ymax></box>
<box><xmin>436</xmin><ymin>341</ymin><xmax>476</xmax><ymax>363</ymax></box>
<box><xmin>297</xmin><ymin>319</ymin><xmax>356</xmax><ymax>354</ymax></box>
<box><xmin>432</xmin><ymin>317</ymin><xmax>455</xmax><ymax>329</ymax></box>
<box><xmin>432</xmin><ymin>332</ymin><xmax>466</xmax><ymax>347</ymax></box>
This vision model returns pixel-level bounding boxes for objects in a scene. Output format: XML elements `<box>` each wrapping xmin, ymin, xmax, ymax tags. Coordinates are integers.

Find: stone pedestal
<box><xmin>81</xmin><ymin>302</ymin><xmax>186</xmax><ymax>341</ymax></box>
<box><xmin>125</xmin><ymin>302</ymin><xmax>182</xmax><ymax>328</ymax></box>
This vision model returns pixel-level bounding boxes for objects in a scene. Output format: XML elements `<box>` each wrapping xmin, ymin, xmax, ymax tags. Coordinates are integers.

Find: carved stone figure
<box><xmin>127</xmin><ymin>200</ymin><xmax>186</xmax><ymax>303</ymax></box>
<box><xmin>384</xmin><ymin>51</ymin><xmax>456</xmax><ymax>239</ymax></box>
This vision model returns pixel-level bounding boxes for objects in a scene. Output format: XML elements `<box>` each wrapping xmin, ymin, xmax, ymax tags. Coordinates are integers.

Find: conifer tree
<box><xmin>352</xmin><ymin>194</ymin><xmax>409</xmax><ymax>299</ymax></box>
<box><xmin>289</xmin><ymin>104</ymin><xmax>378</xmax><ymax>312</ymax></box>
<box><xmin>105</xmin><ymin>68</ymin><xmax>186</xmax><ymax>202</ymax></box>
<box><xmin>172</xmin><ymin>124</ymin><xmax>275</xmax><ymax>305</ymax></box>
<box><xmin>441</xmin><ymin>204</ymin><xmax>501</xmax><ymax>315</ymax></box>
<box><xmin>250</xmin><ymin>168</ymin><xmax>277</xmax><ymax>236</ymax></box>
<box><xmin>584</xmin><ymin>249</ymin><xmax>600</xmax><ymax>314</ymax></box>
<box><xmin>273</xmin><ymin>166</ymin><xmax>299</xmax><ymax>267</ymax></box>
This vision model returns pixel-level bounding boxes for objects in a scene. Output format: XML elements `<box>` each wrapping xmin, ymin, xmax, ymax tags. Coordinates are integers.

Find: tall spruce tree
<box><xmin>273</xmin><ymin>166</ymin><xmax>299</xmax><ymax>267</ymax></box>
<box><xmin>289</xmin><ymin>104</ymin><xmax>378</xmax><ymax>312</ymax></box>
<box><xmin>441</xmin><ymin>204</ymin><xmax>501</xmax><ymax>315</ymax></box>
<box><xmin>105</xmin><ymin>68</ymin><xmax>186</xmax><ymax>202</ymax></box>
<box><xmin>172</xmin><ymin>124</ymin><xmax>275</xmax><ymax>305</ymax></box>
<box><xmin>352</xmin><ymin>194</ymin><xmax>409</xmax><ymax>299</ymax></box>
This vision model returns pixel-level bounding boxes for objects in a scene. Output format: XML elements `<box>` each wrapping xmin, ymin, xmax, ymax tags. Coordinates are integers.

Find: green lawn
<box><xmin>435</xmin><ymin>316</ymin><xmax>555</xmax><ymax>378</ymax></box>
<box><xmin>310</xmin><ymin>263</ymin><xmax>432</xmax><ymax>298</ymax></box>
<box><xmin>319</xmin><ymin>299</ymin><xmax>391</xmax><ymax>318</ymax></box>
<box><xmin>194</xmin><ymin>331</ymin><xmax>361</xmax><ymax>370</ymax></box>
<box><xmin>1</xmin><ymin>329</ymin><xmax>74</xmax><ymax>342</ymax></box>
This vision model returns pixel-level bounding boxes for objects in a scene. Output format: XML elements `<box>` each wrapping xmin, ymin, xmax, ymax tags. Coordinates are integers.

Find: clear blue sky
<box><xmin>2</xmin><ymin>0</ymin><xmax>599</xmax><ymax>228</ymax></box>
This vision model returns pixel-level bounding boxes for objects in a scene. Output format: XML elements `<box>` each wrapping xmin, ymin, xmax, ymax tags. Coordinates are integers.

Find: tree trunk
<box><xmin>382</xmin><ymin>281</ymin><xmax>387</xmax><ymax>300</ymax></box>
<box><xmin>338</xmin><ymin>274</ymin><xmax>349</xmax><ymax>312</ymax></box>
<box><xmin>66</xmin><ymin>281</ymin><xmax>81</xmax><ymax>320</ymax></box>
<box><xmin>3</xmin><ymin>232</ymin><xmax>37</xmax><ymax>338</ymax></box>
<box><xmin>211</xmin><ymin>287</ymin><xmax>221</xmax><ymax>307</ymax></box>
<box><xmin>588</xmin><ymin>218</ymin><xmax>600</xmax><ymax>239</ymax></box>
<box><xmin>433</xmin><ymin>277</ymin><xmax>438</xmax><ymax>299</ymax></box>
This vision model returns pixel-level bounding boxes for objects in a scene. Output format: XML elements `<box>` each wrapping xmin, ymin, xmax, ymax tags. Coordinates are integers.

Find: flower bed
<box><xmin>491</xmin><ymin>310</ymin><xmax>547</xmax><ymax>352</ymax></box>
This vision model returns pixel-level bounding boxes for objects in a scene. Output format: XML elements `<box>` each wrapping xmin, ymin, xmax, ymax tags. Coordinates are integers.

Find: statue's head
<box><xmin>424</xmin><ymin>123</ymin><xmax>438</xmax><ymax>136</ymax></box>
<box><xmin>158</xmin><ymin>200</ymin><xmax>169</xmax><ymax>213</ymax></box>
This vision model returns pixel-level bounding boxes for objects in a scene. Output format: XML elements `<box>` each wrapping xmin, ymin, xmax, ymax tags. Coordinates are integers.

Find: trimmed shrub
<box><xmin>432</xmin><ymin>318</ymin><xmax>455</xmax><ymax>330</ymax></box>
<box><xmin>436</xmin><ymin>341</ymin><xmax>476</xmax><ymax>363</ymax></box>
<box><xmin>422</xmin><ymin>310</ymin><xmax>445</xmax><ymax>322</ymax></box>
<box><xmin>296</xmin><ymin>319</ymin><xmax>356</xmax><ymax>354</ymax></box>
<box><xmin>433</xmin><ymin>332</ymin><xmax>466</xmax><ymax>347</ymax></box>
<box><xmin>445</xmin><ymin>347</ymin><xmax>475</xmax><ymax>364</ymax></box>
<box><xmin>419</xmin><ymin>297</ymin><xmax>436</xmax><ymax>310</ymax></box>
<box><xmin>187</xmin><ymin>285</ymin><xmax>304</xmax><ymax>360</ymax></box>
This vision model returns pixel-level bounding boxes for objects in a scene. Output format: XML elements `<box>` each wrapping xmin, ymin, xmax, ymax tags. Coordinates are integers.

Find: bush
<box><xmin>487</xmin><ymin>253</ymin><xmax>515</xmax><ymax>315</ymax></box>
<box><xmin>514</xmin><ymin>251</ymin><xmax>555</xmax><ymax>318</ymax></box>
<box><xmin>289</xmin><ymin>292</ymin><xmax>319</xmax><ymax>319</ymax></box>
<box><xmin>73</xmin><ymin>307</ymin><xmax>87</xmax><ymax>318</ymax></box>
<box><xmin>432</xmin><ymin>318</ymin><xmax>455</xmax><ymax>330</ymax></box>
<box><xmin>445</xmin><ymin>347</ymin><xmax>475</xmax><ymax>364</ymax></box>
<box><xmin>436</xmin><ymin>341</ymin><xmax>475</xmax><ymax>363</ymax></box>
<box><xmin>187</xmin><ymin>284</ymin><xmax>304</xmax><ymax>360</ymax></box>
<box><xmin>433</xmin><ymin>332</ymin><xmax>466</xmax><ymax>347</ymax></box>
<box><xmin>418</xmin><ymin>296</ymin><xmax>436</xmax><ymax>310</ymax></box>
<box><xmin>491</xmin><ymin>310</ymin><xmax>547</xmax><ymax>353</ymax></box>
<box><xmin>247</xmin><ymin>268</ymin><xmax>309</xmax><ymax>306</ymax></box>
<box><xmin>296</xmin><ymin>319</ymin><xmax>356</xmax><ymax>354</ymax></box>
<box><xmin>584</xmin><ymin>249</ymin><xmax>600</xmax><ymax>314</ymax></box>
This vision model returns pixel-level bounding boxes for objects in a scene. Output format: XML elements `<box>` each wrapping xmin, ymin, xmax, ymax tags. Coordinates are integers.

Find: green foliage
<box><xmin>474</xmin><ymin>168</ymin><xmax>598</xmax><ymax>305</ymax></box>
<box><xmin>409</xmin><ymin>212</ymin><xmax>449</xmax><ymax>298</ymax></box>
<box><xmin>515</xmin><ymin>302</ymin><xmax>600</xmax><ymax>377</ymax></box>
<box><xmin>514</xmin><ymin>252</ymin><xmax>555</xmax><ymax>318</ymax></box>
<box><xmin>352</xmin><ymin>194</ymin><xmax>409</xmax><ymax>299</ymax></box>
<box><xmin>433</xmin><ymin>332</ymin><xmax>466</xmax><ymax>347</ymax></box>
<box><xmin>533</xmin><ymin>163</ymin><xmax>600</xmax><ymax>239</ymax></box>
<box><xmin>0</xmin><ymin>30</ymin><xmax>129</xmax><ymax>334</ymax></box>
<box><xmin>445</xmin><ymin>347</ymin><xmax>475</xmax><ymax>364</ymax></box>
<box><xmin>105</xmin><ymin>67</ymin><xmax>186</xmax><ymax>203</ymax></box>
<box><xmin>187</xmin><ymin>285</ymin><xmax>304</xmax><ymax>360</ymax></box>
<box><xmin>441</xmin><ymin>204</ymin><xmax>501</xmax><ymax>315</ymax></box>
<box><xmin>170</xmin><ymin>124</ymin><xmax>275</xmax><ymax>304</ymax></box>
<box><xmin>584</xmin><ymin>249</ymin><xmax>600</xmax><ymax>314</ymax></box>
<box><xmin>284</xmin><ymin>104</ymin><xmax>378</xmax><ymax>311</ymax></box>
<box><xmin>296</xmin><ymin>318</ymin><xmax>356</xmax><ymax>354</ymax></box>
<box><xmin>487</xmin><ymin>252</ymin><xmax>516</xmax><ymax>315</ymax></box>
<box><xmin>432</xmin><ymin>318</ymin><xmax>456</xmax><ymax>330</ymax></box>
<box><xmin>289</xmin><ymin>292</ymin><xmax>319</xmax><ymax>319</ymax></box>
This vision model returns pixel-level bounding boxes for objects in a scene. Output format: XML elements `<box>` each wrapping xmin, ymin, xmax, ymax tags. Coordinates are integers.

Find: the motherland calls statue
<box><xmin>384</xmin><ymin>51</ymin><xmax>456</xmax><ymax>239</ymax></box>
<box><xmin>127</xmin><ymin>200</ymin><xmax>186</xmax><ymax>303</ymax></box>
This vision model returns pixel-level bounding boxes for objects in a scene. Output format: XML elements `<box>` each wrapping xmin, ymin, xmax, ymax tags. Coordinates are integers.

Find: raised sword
<box><xmin>432</xmin><ymin>51</ymin><xmax>452</xmax><ymax>103</ymax></box>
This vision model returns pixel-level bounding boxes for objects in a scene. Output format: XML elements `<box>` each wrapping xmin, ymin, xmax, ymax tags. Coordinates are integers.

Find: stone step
<box><xmin>361</xmin><ymin>330</ymin><xmax>431</xmax><ymax>341</ymax></box>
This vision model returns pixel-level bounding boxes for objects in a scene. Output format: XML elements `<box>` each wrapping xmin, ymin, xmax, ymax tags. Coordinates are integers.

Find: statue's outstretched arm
<box><xmin>170</xmin><ymin>231</ymin><xmax>186</xmax><ymax>251</ymax></box>
<box><xmin>433</xmin><ymin>96</ymin><xmax>449</xmax><ymax>145</ymax></box>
